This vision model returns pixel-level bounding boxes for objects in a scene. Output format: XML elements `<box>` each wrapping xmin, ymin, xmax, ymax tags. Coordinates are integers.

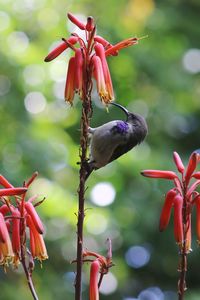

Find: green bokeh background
<box><xmin>0</xmin><ymin>0</ymin><xmax>200</xmax><ymax>299</ymax></box>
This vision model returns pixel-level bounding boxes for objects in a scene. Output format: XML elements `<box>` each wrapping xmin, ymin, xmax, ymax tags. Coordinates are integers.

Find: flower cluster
<box><xmin>44</xmin><ymin>13</ymin><xmax>140</xmax><ymax>104</ymax></box>
<box><xmin>0</xmin><ymin>173</ymin><xmax>48</xmax><ymax>268</ymax></box>
<box><xmin>141</xmin><ymin>150</ymin><xmax>200</xmax><ymax>253</ymax></box>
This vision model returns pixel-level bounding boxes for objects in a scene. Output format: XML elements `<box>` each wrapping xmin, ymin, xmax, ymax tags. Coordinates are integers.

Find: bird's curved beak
<box><xmin>110</xmin><ymin>102</ymin><xmax>129</xmax><ymax>120</ymax></box>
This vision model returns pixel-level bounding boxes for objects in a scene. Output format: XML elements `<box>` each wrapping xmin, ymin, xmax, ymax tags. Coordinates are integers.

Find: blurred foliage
<box><xmin>0</xmin><ymin>0</ymin><xmax>200</xmax><ymax>299</ymax></box>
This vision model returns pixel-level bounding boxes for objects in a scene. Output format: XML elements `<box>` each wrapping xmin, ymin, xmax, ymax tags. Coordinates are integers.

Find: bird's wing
<box><xmin>109</xmin><ymin>138</ymin><xmax>138</xmax><ymax>163</ymax></box>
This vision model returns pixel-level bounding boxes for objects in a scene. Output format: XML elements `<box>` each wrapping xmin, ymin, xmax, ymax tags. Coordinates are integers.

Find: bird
<box><xmin>85</xmin><ymin>102</ymin><xmax>148</xmax><ymax>179</ymax></box>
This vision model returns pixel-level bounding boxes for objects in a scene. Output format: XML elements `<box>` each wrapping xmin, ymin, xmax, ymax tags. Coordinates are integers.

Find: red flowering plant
<box><xmin>141</xmin><ymin>150</ymin><xmax>200</xmax><ymax>300</ymax></box>
<box><xmin>0</xmin><ymin>173</ymin><xmax>47</xmax><ymax>300</ymax></box>
<box><xmin>44</xmin><ymin>12</ymin><xmax>144</xmax><ymax>300</ymax></box>
<box><xmin>44</xmin><ymin>12</ymin><xmax>141</xmax><ymax>105</ymax></box>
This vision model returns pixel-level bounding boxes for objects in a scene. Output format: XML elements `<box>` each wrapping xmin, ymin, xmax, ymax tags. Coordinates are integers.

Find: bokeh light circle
<box><xmin>90</xmin><ymin>182</ymin><xmax>116</xmax><ymax>206</ymax></box>
<box><xmin>125</xmin><ymin>245</ymin><xmax>151</xmax><ymax>268</ymax></box>
<box><xmin>24</xmin><ymin>92</ymin><xmax>47</xmax><ymax>114</ymax></box>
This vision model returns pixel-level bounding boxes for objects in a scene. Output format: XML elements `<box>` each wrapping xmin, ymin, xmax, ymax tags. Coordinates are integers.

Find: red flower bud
<box><xmin>192</xmin><ymin>172</ymin><xmax>200</xmax><ymax>179</ymax></box>
<box><xmin>94</xmin><ymin>36</ymin><xmax>111</xmax><ymax>48</ymax></box>
<box><xmin>173</xmin><ymin>195</ymin><xmax>183</xmax><ymax>245</ymax></box>
<box><xmin>25</xmin><ymin>202</ymin><xmax>44</xmax><ymax>234</ymax></box>
<box><xmin>0</xmin><ymin>204</ymin><xmax>10</xmax><ymax>215</ymax></box>
<box><xmin>44</xmin><ymin>36</ymin><xmax>78</xmax><ymax>62</ymax></box>
<box><xmin>185</xmin><ymin>152</ymin><xmax>198</xmax><ymax>185</ymax></box>
<box><xmin>173</xmin><ymin>152</ymin><xmax>185</xmax><ymax>174</ymax></box>
<box><xmin>67</xmin><ymin>13</ymin><xmax>86</xmax><ymax>30</ymax></box>
<box><xmin>186</xmin><ymin>180</ymin><xmax>200</xmax><ymax>198</ymax></box>
<box><xmin>0</xmin><ymin>175</ymin><xmax>14</xmax><ymax>188</ymax></box>
<box><xmin>141</xmin><ymin>170</ymin><xmax>177</xmax><ymax>180</ymax></box>
<box><xmin>159</xmin><ymin>189</ymin><xmax>177</xmax><ymax>232</ymax></box>
<box><xmin>86</xmin><ymin>16</ymin><xmax>95</xmax><ymax>31</ymax></box>
<box><xmin>0</xmin><ymin>187</ymin><xmax>27</xmax><ymax>197</ymax></box>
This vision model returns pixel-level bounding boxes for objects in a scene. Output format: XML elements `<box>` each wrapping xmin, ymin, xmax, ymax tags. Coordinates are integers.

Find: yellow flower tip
<box><xmin>137</xmin><ymin>34</ymin><xmax>149</xmax><ymax>41</ymax></box>
<box><xmin>105</xmin><ymin>106</ymin><xmax>109</xmax><ymax>113</ymax></box>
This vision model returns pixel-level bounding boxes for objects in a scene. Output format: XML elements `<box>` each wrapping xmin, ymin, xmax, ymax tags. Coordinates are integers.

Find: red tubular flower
<box><xmin>185</xmin><ymin>216</ymin><xmax>192</xmax><ymax>253</ymax></box>
<box><xmin>86</xmin><ymin>16</ymin><xmax>95</xmax><ymax>32</ymax></box>
<box><xmin>105</xmin><ymin>37</ymin><xmax>138</xmax><ymax>56</ymax></box>
<box><xmin>94</xmin><ymin>36</ymin><xmax>111</xmax><ymax>48</ymax></box>
<box><xmin>11</xmin><ymin>209</ymin><xmax>21</xmax><ymax>267</ymax></box>
<box><xmin>0</xmin><ymin>213</ymin><xmax>14</xmax><ymax>265</ymax></box>
<box><xmin>173</xmin><ymin>195</ymin><xmax>183</xmax><ymax>246</ymax></box>
<box><xmin>0</xmin><ymin>175</ymin><xmax>14</xmax><ymax>188</ymax></box>
<box><xmin>0</xmin><ymin>204</ymin><xmax>10</xmax><ymax>215</ymax></box>
<box><xmin>195</xmin><ymin>195</ymin><xmax>200</xmax><ymax>244</ymax></box>
<box><xmin>27</xmin><ymin>215</ymin><xmax>48</xmax><ymax>261</ymax></box>
<box><xmin>142</xmin><ymin>151</ymin><xmax>200</xmax><ymax>254</ymax></box>
<box><xmin>192</xmin><ymin>171</ymin><xmax>200</xmax><ymax>179</ymax></box>
<box><xmin>159</xmin><ymin>189</ymin><xmax>177</xmax><ymax>232</ymax></box>
<box><xmin>94</xmin><ymin>43</ymin><xmax>114</xmax><ymax>101</ymax></box>
<box><xmin>185</xmin><ymin>152</ymin><xmax>198</xmax><ymax>185</ymax></box>
<box><xmin>67</xmin><ymin>13</ymin><xmax>86</xmax><ymax>30</ymax></box>
<box><xmin>92</xmin><ymin>56</ymin><xmax>108</xmax><ymax>102</ymax></box>
<box><xmin>45</xmin><ymin>12</ymin><xmax>141</xmax><ymax>104</ymax></box>
<box><xmin>186</xmin><ymin>180</ymin><xmax>200</xmax><ymax>198</ymax></box>
<box><xmin>0</xmin><ymin>187</ymin><xmax>27</xmax><ymax>196</ymax></box>
<box><xmin>173</xmin><ymin>151</ymin><xmax>185</xmax><ymax>174</ymax></box>
<box><xmin>65</xmin><ymin>57</ymin><xmax>76</xmax><ymax>104</ymax></box>
<box><xmin>25</xmin><ymin>202</ymin><xmax>44</xmax><ymax>234</ymax></box>
<box><xmin>141</xmin><ymin>170</ymin><xmax>178</xmax><ymax>180</ymax></box>
<box><xmin>74</xmin><ymin>48</ymin><xmax>84</xmax><ymax>96</ymax></box>
<box><xmin>89</xmin><ymin>260</ymin><xmax>100</xmax><ymax>300</ymax></box>
<box><xmin>44</xmin><ymin>36</ymin><xmax>78</xmax><ymax>62</ymax></box>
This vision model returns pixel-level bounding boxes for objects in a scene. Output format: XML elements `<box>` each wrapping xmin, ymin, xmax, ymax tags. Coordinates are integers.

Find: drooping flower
<box><xmin>25</xmin><ymin>201</ymin><xmax>44</xmax><ymax>234</ymax></box>
<box><xmin>11</xmin><ymin>208</ymin><xmax>21</xmax><ymax>267</ymax></box>
<box><xmin>44</xmin><ymin>13</ymin><xmax>141</xmax><ymax>105</ymax></box>
<box><xmin>0</xmin><ymin>212</ymin><xmax>14</xmax><ymax>266</ymax></box>
<box><xmin>0</xmin><ymin>173</ymin><xmax>48</xmax><ymax>270</ymax></box>
<box><xmin>141</xmin><ymin>150</ymin><xmax>200</xmax><ymax>252</ymax></box>
<box><xmin>89</xmin><ymin>260</ymin><xmax>100</xmax><ymax>300</ymax></box>
<box><xmin>26</xmin><ymin>214</ymin><xmax>48</xmax><ymax>262</ymax></box>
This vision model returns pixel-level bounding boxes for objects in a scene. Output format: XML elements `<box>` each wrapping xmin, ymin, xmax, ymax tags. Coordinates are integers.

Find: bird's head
<box><xmin>110</xmin><ymin>102</ymin><xmax>148</xmax><ymax>142</ymax></box>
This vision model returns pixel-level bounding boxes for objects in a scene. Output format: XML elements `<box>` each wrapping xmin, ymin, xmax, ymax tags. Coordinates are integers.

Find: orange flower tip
<box><xmin>86</xmin><ymin>16</ymin><xmax>95</xmax><ymax>31</ymax></box>
<box><xmin>0</xmin><ymin>187</ymin><xmax>27</xmax><ymax>196</ymax></box>
<box><xmin>141</xmin><ymin>170</ymin><xmax>177</xmax><ymax>180</ymax></box>
<box><xmin>67</xmin><ymin>12</ymin><xmax>86</xmax><ymax>30</ymax></box>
